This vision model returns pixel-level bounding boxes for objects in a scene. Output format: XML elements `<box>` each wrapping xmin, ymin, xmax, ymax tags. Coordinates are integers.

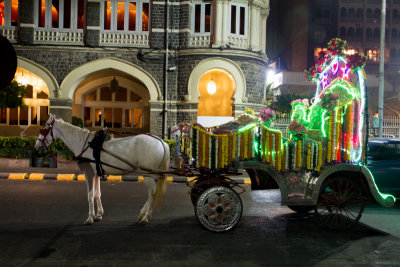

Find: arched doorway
<box><xmin>73</xmin><ymin>70</ymin><xmax>150</xmax><ymax>131</ymax></box>
<box><xmin>197</xmin><ymin>69</ymin><xmax>235</xmax><ymax>126</ymax></box>
<box><xmin>0</xmin><ymin>67</ymin><xmax>49</xmax><ymax>126</ymax></box>
<box><xmin>188</xmin><ymin>57</ymin><xmax>246</xmax><ymax>127</ymax></box>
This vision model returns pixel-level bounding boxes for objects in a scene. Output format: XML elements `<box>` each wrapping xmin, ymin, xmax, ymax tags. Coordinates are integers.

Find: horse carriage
<box><xmin>176</xmin><ymin>39</ymin><xmax>396</xmax><ymax>232</ymax></box>
<box><xmin>35</xmin><ymin>38</ymin><xmax>396</xmax><ymax>232</ymax></box>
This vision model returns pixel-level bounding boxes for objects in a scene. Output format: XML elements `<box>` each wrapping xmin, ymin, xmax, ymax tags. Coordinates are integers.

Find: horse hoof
<box><xmin>94</xmin><ymin>215</ymin><xmax>103</xmax><ymax>222</ymax></box>
<box><xmin>84</xmin><ymin>218</ymin><xmax>94</xmax><ymax>225</ymax></box>
<box><xmin>137</xmin><ymin>218</ymin><xmax>148</xmax><ymax>226</ymax></box>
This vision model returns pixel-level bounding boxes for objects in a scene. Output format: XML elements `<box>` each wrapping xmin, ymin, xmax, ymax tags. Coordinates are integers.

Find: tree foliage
<box><xmin>0</xmin><ymin>80</ymin><xmax>27</xmax><ymax>108</ymax></box>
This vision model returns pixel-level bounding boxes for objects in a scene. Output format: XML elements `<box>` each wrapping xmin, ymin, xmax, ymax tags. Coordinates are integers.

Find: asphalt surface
<box><xmin>0</xmin><ymin>180</ymin><xmax>400</xmax><ymax>266</ymax></box>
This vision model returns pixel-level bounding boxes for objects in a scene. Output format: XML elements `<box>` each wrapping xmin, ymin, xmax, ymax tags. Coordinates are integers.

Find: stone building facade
<box><xmin>0</xmin><ymin>0</ymin><xmax>270</xmax><ymax>136</ymax></box>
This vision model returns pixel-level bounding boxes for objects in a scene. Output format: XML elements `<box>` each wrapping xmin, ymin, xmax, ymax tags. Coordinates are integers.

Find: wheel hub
<box><xmin>196</xmin><ymin>186</ymin><xmax>243</xmax><ymax>232</ymax></box>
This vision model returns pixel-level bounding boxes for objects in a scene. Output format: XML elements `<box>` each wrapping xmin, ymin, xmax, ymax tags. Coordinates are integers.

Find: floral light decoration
<box><xmin>319</xmin><ymin>92</ymin><xmax>340</xmax><ymax>111</ymax></box>
<box><xmin>288</xmin><ymin>119</ymin><xmax>307</xmax><ymax>140</ymax></box>
<box><xmin>346</xmin><ymin>50</ymin><xmax>367</xmax><ymax>70</ymax></box>
<box><xmin>327</xmin><ymin>38</ymin><xmax>347</xmax><ymax>56</ymax></box>
<box><xmin>245</xmin><ymin>108</ymin><xmax>255</xmax><ymax>117</ymax></box>
<box><xmin>258</xmin><ymin>108</ymin><xmax>276</xmax><ymax>127</ymax></box>
<box><xmin>291</xmin><ymin>98</ymin><xmax>309</xmax><ymax>109</ymax></box>
<box><xmin>305</xmin><ymin>38</ymin><xmax>350</xmax><ymax>82</ymax></box>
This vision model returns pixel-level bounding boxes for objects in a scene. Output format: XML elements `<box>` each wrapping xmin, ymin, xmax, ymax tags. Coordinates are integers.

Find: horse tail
<box><xmin>160</xmin><ymin>140</ymin><xmax>170</xmax><ymax>171</ymax></box>
<box><xmin>154</xmin><ymin>176</ymin><xmax>167</xmax><ymax>211</ymax></box>
<box><xmin>153</xmin><ymin>140</ymin><xmax>169</xmax><ymax>211</ymax></box>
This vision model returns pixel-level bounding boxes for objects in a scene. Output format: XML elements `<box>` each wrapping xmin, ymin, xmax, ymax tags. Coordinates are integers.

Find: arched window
<box><xmin>348</xmin><ymin>27</ymin><xmax>355</xmax><ymax>38</ymax></box>
<box><xmin>390</xmin><ymin>48</ymin><xmax>397</xmax><ymax>58</ymax></box>
<box><xmin>340</xmin><ymin>7</ymin><xmax>347</xmax><ymax>17</ymax></box>
<box><xmin>393</xmin><ymin>9</ymin><xmax>400</xmax><ymax>19</ymax></box>
<box><xmin>356</xmin><ymin>28</ymin><xmax>363</xmax><ymax>39</ymax></box>
<box><xmin>0</xmin><ymin>0</ymin><xmax>18</xmax><ymax>27</ymax></box>
<box><xmin>374</xmin><ymin>8</ymin><xmax>381</xmax><ymax>18</ymax></box>
<box><xmin>366</xmin><ymin>28</ymin><xmax>372</xmax><ymax>40</ymax></box>
<box><xmin>348</xmin><ymin>8</ymin><xmax>355</xmax><ymax>17</ymax></box>
<box><xmin>373</xmin><ymin>28</ymin><xmax>380</xmax><ymax>39</ymax></box>
<box><xmin>393</xmin><ymin>28</ymin><xmax>398</xmax><ymax>41</ymax></box>
<box><xmin>340</xmin><ymin>27</ymin><xmax>347</xmax><ymax>37</ymax></box>
<box><xmin>367</xmin><ymin>8</ymin><xmax>373</xmax><ymax>18</ymax></box>
<box><xmin>356</xmin><ymin>8</ymin><xmax>363</xmax><ymax>17</ymax></box>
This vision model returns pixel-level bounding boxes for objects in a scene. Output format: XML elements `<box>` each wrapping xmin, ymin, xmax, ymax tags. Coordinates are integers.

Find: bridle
<box><xmin>37</xmin><ymin>118</ymin><xmax>56</xmax><ymax>153</ymax></box>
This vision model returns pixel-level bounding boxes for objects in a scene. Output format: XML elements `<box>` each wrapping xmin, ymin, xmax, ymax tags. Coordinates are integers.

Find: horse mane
<box><xmin>56</xmin><ymin>118</ymin><xmax>91</xmax><ymax>139</ymax></box>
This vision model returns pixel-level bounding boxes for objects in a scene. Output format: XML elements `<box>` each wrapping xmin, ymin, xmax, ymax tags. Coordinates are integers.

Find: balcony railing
<box><xmin>227</xmin><ymin>36</ymin><xmax>248</xmax><ymax>49</ymax></box>
<box><xmin>100</xmin><ymin>32</ymin><xmax>149</xmax><ymax>46</ymax></box>
<box><xmin>190</xmin><ymin>35</ymin><xmax>211</xmax><ymax>47</ymax></box>
<box><xmin>0</xmin><ymin>27</ymin><xmax>17</xmax><ymax>42</ymax></box>
<box><xmin>34</xmin><ymin>29</ymin><xmax>84</xmax><ymax>44</ymax></box>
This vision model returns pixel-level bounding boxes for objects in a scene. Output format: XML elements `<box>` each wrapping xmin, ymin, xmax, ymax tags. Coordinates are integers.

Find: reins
<box><xmin>38</xmin><ymin>120</ymin><xmax>187</xmax><ymax>176</ymax></box>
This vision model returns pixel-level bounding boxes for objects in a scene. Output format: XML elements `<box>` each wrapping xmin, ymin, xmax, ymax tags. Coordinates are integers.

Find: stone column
<box><xmin>212</xmin><ymin>1</ymin><xmax>223</xmax><ymax>47</ymax></box>
<box><xmin>221</xmin><ymin>0</ymin><xmax>229</xmax><ymax>46</ymax></box>
<box><xmin>85</xmin><ymin>0</ymin><xmax>101</xmax><ymax>47</ymax></box>
<box><xmin>49</xmin><ymin>98</ymin><xmax>73</xmax><ymax>123</ymax></box>
<box><xmin>249</xmin><ymin>3</ymin><xmax>260</xmax><ymax>51</ymax></box>
<box><xmin>260</xmin><ymin>9</ymin><xmax>269</xmax><ymax>54</ymax></box>
<box><xmin>17</xmin><ymin>0</ymin><xmax>35</xmax><ymax>44</ymax></box>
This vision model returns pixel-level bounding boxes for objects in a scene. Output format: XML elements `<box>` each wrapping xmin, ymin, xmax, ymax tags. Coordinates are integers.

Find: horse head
<box><xmin>35</xmin><ymin>113</ymin><xmax>56</xmax><ymax>153</ymax></box>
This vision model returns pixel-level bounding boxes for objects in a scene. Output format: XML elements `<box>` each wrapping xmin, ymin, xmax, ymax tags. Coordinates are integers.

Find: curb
<box><xmin>0</xmin><ymin>173</ymin><xmax>251</xmax><ymax>185</ymax></box>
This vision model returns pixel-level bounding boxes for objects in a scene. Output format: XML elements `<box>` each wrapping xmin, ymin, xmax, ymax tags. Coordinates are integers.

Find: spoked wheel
<box><xmin>195</xmin><ymin>186</ymin><xmax>243</xmax><ymax>232</ymax></box>
<box><xmin>314</xmin><ymin>177</ymin><xmax>365</xmax><ymax>229</ymax></box>
<box><xmin>190</xmin><ymin>176</ymin><xmax>231</xmax><ymax>206</ymax></box>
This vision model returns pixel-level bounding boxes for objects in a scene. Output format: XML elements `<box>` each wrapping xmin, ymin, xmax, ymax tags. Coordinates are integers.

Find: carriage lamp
<box><xmin>207</xmin><ymin>79</ymin><xmax>217</xmax><ymax>95</ymax></box>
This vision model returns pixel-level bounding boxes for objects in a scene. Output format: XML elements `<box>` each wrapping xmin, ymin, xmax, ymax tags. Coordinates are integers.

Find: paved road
<box><xmin>0</xmin><ymin>180</ymin><xmax>399</xmax><ymax>266</ymax></box>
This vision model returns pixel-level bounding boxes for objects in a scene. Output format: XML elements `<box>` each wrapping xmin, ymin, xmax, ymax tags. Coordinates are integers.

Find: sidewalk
<box><xmin>0</xmin><ymin>162</ymin><xmax>251</xmax><ymax>184</ymax></box>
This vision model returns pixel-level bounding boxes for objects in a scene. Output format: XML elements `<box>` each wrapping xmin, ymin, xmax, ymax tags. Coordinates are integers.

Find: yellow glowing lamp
<box><xmin>207</xmin><ymin>79</ymin><xmax>217</xmax><ymax>95</ymax></box>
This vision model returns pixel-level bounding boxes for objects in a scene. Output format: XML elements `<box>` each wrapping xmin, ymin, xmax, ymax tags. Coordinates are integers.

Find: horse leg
<box><xmin>94</xmin><ymin>175</ymin><xmax>104</xmax><ymax>221</ymax></box>
<box><xmin>80</xmin><ymin>163</ymin><xmax>97</xmax><ymax>225</ymax></box>
<box><xmin>137</xmin><ymin>175</ymin><xmax>167</xmax><ymax>225</ymax></box>
<box><xmin>137</xmin><ymin>176</ymin><xmax>156</xmax><ymax>225</ymax></box>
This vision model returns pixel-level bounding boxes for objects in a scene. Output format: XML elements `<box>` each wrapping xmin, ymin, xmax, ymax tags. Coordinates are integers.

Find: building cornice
<box><xmin>178</xmin><ymin>48</ymin><xmax>269</xmax><ymax>64</ymax></box>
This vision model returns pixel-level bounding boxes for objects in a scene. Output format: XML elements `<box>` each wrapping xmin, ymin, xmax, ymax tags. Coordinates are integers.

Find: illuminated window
<box><xmin>102</xmin><ymin>0</ymin><xmax>149</xmax><ymax>33</ymax></box>
<box><xmin>313</xmin><ymin>47</ymin><xmax>327</xmax><ymax>57</ymax></box>
<box><xmin>367</xmin><ymin>49</ymin><xmax>378</xmax><ymax>62</ymax></box>
<box><xmin>83</xmin><ymin>86</ymin><xmax>144</xmax><ymax>129</ymax></box>
<box><xmin>230</xmin><ymin>3</ymin><xmax>246</xmax><ymax>36</ymax></box>
<box><xmin>0</xmin><ymin>0</ymin><xmax>18</xmax><ymax>27</ymax></box>
<box><xmin>36</xmin><ymin>0</ymin><xmax>84</xmax><ymax>29</ymax></box>
<box><xmin>193</xmin><ymin>3</ymin><xmax>211</xmax><ymax>34</ymax></box>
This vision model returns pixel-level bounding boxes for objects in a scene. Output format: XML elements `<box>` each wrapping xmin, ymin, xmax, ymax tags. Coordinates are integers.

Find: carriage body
<box><xmin>179</xmin><ymin>39</ymin><xmax>396</xmax><ymax>232</ymax></box>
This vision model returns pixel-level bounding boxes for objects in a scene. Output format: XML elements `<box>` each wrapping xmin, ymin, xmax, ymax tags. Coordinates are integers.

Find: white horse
<box><xmin>35</xmin><ymin>114</ymin><xmax>170</xmax><ymax>225</ymax></box>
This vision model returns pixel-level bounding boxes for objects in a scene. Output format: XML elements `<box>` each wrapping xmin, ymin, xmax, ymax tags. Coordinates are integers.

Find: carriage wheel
<box><xmin>288</xmin><ymin>205</ymin><xmax>315</xmax><ymax>214</ymax></box>
<box><xmin>314</xmin><ymin>177</ymin><xmax>365</xmax><ymax>229</ymax></box>
<box><xmin>195</xmin><ymin>186</ymin><xmax>243</xmax><ymax>232</ymax></box>
<box><xmin>190</xmin><ymin>177</ymin><xmax>230</xmax><ymax>206</ymax></box>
